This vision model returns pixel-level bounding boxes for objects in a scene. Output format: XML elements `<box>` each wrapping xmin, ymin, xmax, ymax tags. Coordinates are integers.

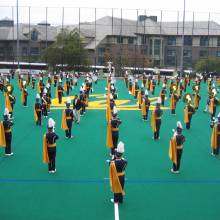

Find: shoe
<box><xmin>54</xmin><ymin>169</ymin><xmax>56</xmax><ymax>173</ymax></box>
<box><xmin>10</xmin><ymin>152</ymin><xmax>14</xmax><ymax>156</ymax></box>
<box><xmin>70</xmin><ymin>136</ymin><xmax>74</xmax><ymax>139</ymax></box>
<box><xmin>106</xmin><ymin>159</ymin><xmax>110</xmax><ymax>163</ymax></box>
<box><xmin>49</xmin><ymin>171</ymin><xmax>53</xmax><ymax>173</ymax></box>
<box><xmin>110</xmin><ymin>198</ymin><xmax>114</xmax><ymax>203</ymax></box>
<box><xmin>51</xmin><ymin>170</ymin><xmax>55</xmax><ymax>174</ymax></box>
<box><xmin>211</xmin><ymin>152</ymin><xmax>217</xmax><ymax>156</ymax></box>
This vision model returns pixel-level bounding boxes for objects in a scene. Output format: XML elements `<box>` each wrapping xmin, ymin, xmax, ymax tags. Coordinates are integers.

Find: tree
<box><xmin>42</xmin><ymin>29</ymin><xmax>89</xmax><ymax>70</ymax></box>
<box><xmin>194</xmin><ymin>56</ymin><xmax>220</xmax><ymax>73</ymax></box>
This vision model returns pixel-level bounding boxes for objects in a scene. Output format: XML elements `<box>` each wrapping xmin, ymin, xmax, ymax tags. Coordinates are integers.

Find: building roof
<box><xmin>0</xmin><ymin>16</ymin><xmax>220</xmax><ymax>49</ymax></box>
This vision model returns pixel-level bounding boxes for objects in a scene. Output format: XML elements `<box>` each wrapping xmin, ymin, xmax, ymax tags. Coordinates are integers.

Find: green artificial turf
<box><xmin>0</xmin><ymin>77</ymin><xmax>220</xmax><ymax>220</ymax></box>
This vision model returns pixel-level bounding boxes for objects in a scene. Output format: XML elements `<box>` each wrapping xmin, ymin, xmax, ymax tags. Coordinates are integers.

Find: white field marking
<box><xmin>114</xmin><ymin>202</ymin><xmax>119</xmax><ymax>220</ymax></box>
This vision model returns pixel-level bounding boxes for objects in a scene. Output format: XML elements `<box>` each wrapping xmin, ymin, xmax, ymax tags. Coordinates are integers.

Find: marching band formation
<box><xmin>0</xmin><ymin>68</ymin><xmax>220</xmax><ymax>204</ymax></box>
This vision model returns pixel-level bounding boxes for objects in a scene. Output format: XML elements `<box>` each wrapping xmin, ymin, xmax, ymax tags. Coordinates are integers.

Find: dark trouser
<box><xmin>171</xmin><ymin>109</ymin><xmax>176</xmax><ymax>114</ymax></box>
<box><xmin>211</xmin><ymin>107</ymin><xmax>216</xmax><ymax>119</ymax></box>
<box><xmin>213</xmin><ymin>136</ymin><xmax>220</xmax><ymax>155</ymax></box>
<box><xmin>42</xmin><ymin>105</ymin><xmax>48</xmax><ymax>117</ymax></box>
<box><xmin>48</xmin><ymin>147</ymin><xmax>56</xmax><ymax>171</ymax></box>
<box><xmin>54</xmin><ymin>81</ymin><xmax>57</xmax><ymax>87</ymax></box>
<box><xmin>135</xmin><ymin>91</ymin><xmax>138</xmax><ymax>99</ymax></box>
<box><xmin>173</xmin><ymin>149</ymin><xmax>183</xmax><ymax>171</ymax></box>
<box><xmin>67</xmin><ymin>87</ymin><xmax>70</xmax><ymax>95</ymax></box>
<box><xmin>80</xmin><ymin>103</ymin><xmax>86</xmax><ymax>115</ymax></box>
<box><xmin>143</xmin><ymin>108</ymin><xmax>149</xmax><ymax>120</ymax></box>
<box><xmin>24</xmin><ymin>96</ymin><xmax>27</xmax><ymax>106</ymax></box>
<box><xmin>154</xmin><ymin>119</ymin><xmax>161</xmax><ymax>140</ymax></box>
<box><xmin>5</xmin><ymin>132</ymin><xmax>12</xmax><ymax>154</ymax></box>
<box><xmin>125</xmin><ymin>80</ymin><xmax>128</xmax><ymax>88</ymax></box>
<box><xmin>65</xmin><ymin>120</ymin><xmax>73</xmax><ymax>138</ymax></box>
<box><xmin>114</xmin><ymin>175</ymin><xmax>125</xmax><ymax>203</ymax></box>
<box><xmin>186</xmin><ymin>114</ymin><xmax>192</xmax><ymax>129</ymax></box>
<box><xmin>32</xmin><ymin>82</ymin><xmax>35</xmax><ymax>89</ymax></box>
<box><xmin>36</xmin><ymin>112</ymin><xmax>42</xmax><ymax>125</ymax></box>
<box><xmin>40</xmin><ymin>89</ymin><xmax>44</xmax><ymax>97</ymax></box>
<box><xmin>58</xmin><ymin>94</ymin><xmax>62</xmax><ymax>104</ymax></box>
<box><xmin>111</xmin><ymin>131</ymin><xmax>119</xmax><ymax>155</ymax></box>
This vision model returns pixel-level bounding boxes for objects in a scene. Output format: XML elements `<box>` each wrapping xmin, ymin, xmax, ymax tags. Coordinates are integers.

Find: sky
<box><xmin>1</xmin><ymin>0</ymin><xmax>220</xmax><ymax>24</ymax></box>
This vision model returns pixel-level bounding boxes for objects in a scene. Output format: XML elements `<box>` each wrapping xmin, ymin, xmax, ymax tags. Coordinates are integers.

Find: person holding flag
<box><xmin>151</xmin><ymin>98</ymin><xmax>163</xmax><ymax>140</ymax></box>
<box><xmin>109</xmin><ymin>141</ymin><xmax>127</xmax><ymax>204</ymax></box>
<box><xmin>42</xmin><ymin>118</ymin><xmax>59</xmax><ymax>173</ymax></box>
<box><xmin>0</xmin><ymin>108</ymin><xmax>14</xmax><ymax>156</ymax></box>
<box><xmin>169</xmin><ymin>121</ymin><xmax>186</xmax><ymax>173</ymax></box>
<box><xmin>211</xmin><ymin>113</ymin><xmax>220</xmax><ymax>156</ymax></box>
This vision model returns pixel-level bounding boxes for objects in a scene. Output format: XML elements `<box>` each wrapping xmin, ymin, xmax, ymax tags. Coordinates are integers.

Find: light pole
<box><xmin>180</xmin><ymin>0</ymin><xmax>186</xmax><ymax>77</ymax></box>
<box><xmin>16</xmin><ymin>0</ymin><xmax>20</xmax><ymax>69</ymax></box>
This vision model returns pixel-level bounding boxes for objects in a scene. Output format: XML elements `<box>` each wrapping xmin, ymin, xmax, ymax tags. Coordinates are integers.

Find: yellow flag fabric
<box><xmin>131</xmin><ymin>85</ymin><xmax>135</xmax><ymax>96</ymax></box>
<box><xmin>0</xmin><ymin>122</ymin><xmax>6</xmax><ymax>147</ymax></box>
<box><xmin>146</xmin><ymin>79</ymin><xmax>149</xmax><ymax>90</ymax></box>
<box><xmin>52</xmin><ymin>78</ymin><xmax>55</xmax><ymax>85</ymax></box>
<box><xmin>42</xmin><ymin>134</ymin><xmax>49</xmax><ymax>163</ymax></box>
<box><xmin>18</xmin><ymin>79</ymin><xmax>22</xmax><ymax>90</ymax></box>
<box><xmin>64</xmin><ymin>82</ymin><xmax>67</xmax><ymax>92</ymax></box>
<box><xmin>141</xmin><ymin>100</ymin><xmax>146</xmax><ymax>115</ymax></box>
<box><xmin>170</xmin><ymin>94</ymin><xmax>175</xmax><ymax>110</ymax></box>
<box><xmin>211</xmin><ymin>124</ymin><xmax>218</xmax><ymax>150</ymax></box>
<box><xmin>151</xmin><ymin>111</ymin><xmax>156</xmax><ymax>132</ymax></box>
<box><xmin>210</xmin><ymin>99</ymin><xmax>214</xmax><ymax>115</ymax></box>
<box><xmin>55</xmin><ymin>87</ymin><xmax>58</xmax><ymax>99</ymax></box>
<box><xmin>109</xmin><ymin>161</ymin><xmax>125</xmax><ymax>195</ymax></box>
<box><xmin>194</xmin><ymin>94</ymin><xmax>199</xmax><ymax>109</ymax></box>
<box><xmin>21</xmin><ymin>89</ymin><xmax>25</xmax><ymax>104</ymax></box>
<box><xmin>61</xmin><ymin>110</ymin><xmax>68</xmax><ymax>130</ymax></box>
<box><xmin>169</xmin><ymin>137</ymin><xmax>177</xmax><ymax>165</ymax></box>
<box><xmin>37</xmin><ymin>82</ymin><xmax>41</xmax><ymax>93</ymax></box>
<box><xmin>106</xmin><ymin>121</ymin><xmax>113</xmax><ymax>148</ymax></box>
<box><xmin>5</xmin><ymin>93</ymin><xmax>12</xmax><ymax>112</ymax></box>
<box><xmin>34</xmin><ymin>107</ymin><xmax>38</xmax><ymax>122</ymax></box>
<box><xmin>184</xmin><ymin>107</ymin><xmax>189</xmax><ymax>124</ymax></box>
<box><xmin>137</xmin><ymin>91</ymin><xmax>142</xmax><ymax>106</ymax></box>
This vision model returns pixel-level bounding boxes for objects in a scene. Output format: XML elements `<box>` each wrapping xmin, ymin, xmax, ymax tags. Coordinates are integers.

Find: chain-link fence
<box><xmin>1</xmin><ymin>6</ymin><xmax>220</xmax><ymax>73</ymax></box>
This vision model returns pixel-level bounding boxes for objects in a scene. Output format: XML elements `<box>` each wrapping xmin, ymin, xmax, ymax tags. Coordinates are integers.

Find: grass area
<box><xmin>0</xmin><ymin>78</ymin><xmax>220</xmax><ymax>220</ymax></box>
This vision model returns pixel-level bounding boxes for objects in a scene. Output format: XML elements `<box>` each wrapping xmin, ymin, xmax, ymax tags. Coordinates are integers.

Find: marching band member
<box><xmin>73</xmin><ymin>94</ymin><xmax>82</xmax><ymax>124</ymax></box>
<box><xmin>61</xmin><ymin>99</ymin><xmax>74</xmax><ymax>139</ymax></box>
<box><xmin>57</xmin><ymin>79</ymin><xmax>64</xmax><ymax>104</ymax></box>
<box><xmin>42</xmin><ymin>118</ymin><xmax>59</xmax><ymax>173</ymax></box>
<box><xmin>0</xmin><ymin>108</ymin><xmax>14</xmax><ymax>156</ymax></box>
<box><xmin>109</xmin><ymin>141</ymin><xmax>127</xmax><ymax>204</ymax></box>
<box><xmin>169</xmin><ymin>121</ymin><xmax>186</xmax><ymax>173</ymax></box>
<box><xmin>211</xmin><ymin>113</ymin><xmax>220</xmax><ymax>156</ymax></box>
<box><xmin>151</xmin><ymin>98</ymin><xmax>163</xmax><ymax>140</ymax></box>
<box><xmin>34</xmin><ymin>94</ymin><xmax>42</xmax><ymax>126</ymax></box>
<box><xmin>183</xmin><ymin>93</ymin><xmax>195</xmax><ymax>130</ymax></box>
<box><xmin>141</xmin><ymin>90</ymin><xmax>151</xmax><ymax>121</ymax></box>
<box><xmin>42</xmin><ymin>89</ymin><xmax>49</xmax><ymax>118</ymax></box>
<box><xmin>170</xmin><ymin>85</ymin><xmax>179</xmax><ymax>115</ymax></box>
<box><xmin>160</xmin><ymin>84</ymin><xmax>166</xmax><ymax>106</ymax></box>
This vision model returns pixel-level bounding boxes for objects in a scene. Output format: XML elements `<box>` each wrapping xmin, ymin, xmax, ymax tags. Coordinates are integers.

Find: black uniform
<box><xmin>57</xmin><ymin>85</ymin><xmax>64</xmax><ymax>104</ymax></box>
<box><xmin>185</xmin><ymin>104</ymin><xmax>195</xmax><ymax>129</ymax></box>
<box><xmin>111</xmin><ymin>158</ymin><xmax>127</xmax><ymax>203</ymax></box>
<box><xmin>173</xmin><ymin>133</ymin><xmax>186</xmax><ymax>172</ymax></box>
<box><xmin>39</xmin><ymin>81</ymin><xmax>45</xmax><ymax>97</ymax></box>
<box><xmin>9</xmin><ymin>94</ymin><xmax>16</xmax><ymax>116</ymax></box>
<box><xmin>154</xmin><ymin>107</ymin><xmax>163</xmax><ymax>140</ymax></box>
<box><xmin>111</xmin><ymin>117</ymin><xmax>122</xmax><ymax>155</ymax></box>
<box><xmin>3</xmin><ymin>118</ymin><xmax>13</xmax><ymax>155</ymax></box>
<box><xmin>23</xmin><ymin>89</ymin><xmax>28</xmax><ymax>106</ymax></box>
<box><xmin>143</xmin><ymin>97</ymin><xmax>151</xmax><ymax>120</ymax></box>
<box><xmin>65</xmin><ymin>108</ymin><xmax>74</xmax><ymax>138</ymax></box>
<box><xmin>46</xmin><ymin>132</ymin><xmax>59</xmax><ymax>172</ymax></box>
<box><xmin>42</xmin><ymin>96</ymin><xmax>49</xmax><ymax>117</ymax></box>
<box><xmin>160</xmin><ymin>89</ymin><xmax>166</xmax><ymax>106</ymax></box>
<box><xmin>66</xmin><ymin>80</ymin><xmax>71</xmax><ymax>95</ymax></box>
<box><xmin>35</xmin><ymin>102</ymin><xmax>42</xmax><ymax>125</ymax></box>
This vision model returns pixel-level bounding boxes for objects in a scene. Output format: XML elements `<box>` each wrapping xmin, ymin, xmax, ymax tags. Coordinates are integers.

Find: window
<box><xmin>167</xmin><ymin>49</ymin><xmax>176</xmax><ymax>57</ymax></box>
<box><xmin>183</xmin><ymin>49</ymin><xmax>192</xmax><ymax>57</ymax></box>
<box><xmin>31</xmin><ymin>30</ymin><xmax>38</xmax><ymax>41</ymax></box>
<box><xmin>217</xmin><ymin>37</ymin><xmax>220</xmax><ymax>47</ymax></box>
<box><xmin>184</xmin><ymin>36</ymin><xmax>192</xmax><ymax>46</ymax></box>
<box><xmin>98</xmin><ymin>48</ymin><xmax>105</xmax><ymax>55</ymax></box>
<box><xmin>117</xmin><ymin>36</ymin><xmax>123</xmax><ymax>44</ymax></box>
<box><xmin>22</xmin><ymin>47</ymin><xmax>28</xmax><ymax>56</ymax></box>
<box><xmin>30</xmin><ymin>47</ymin><xmax>39</xmax><ymax>56</ymax></box>
<box><xmin>200</xmin><ymin>36</ymin><xmax>209</xmax><ymax>46</ymax></box>
<box><xmin>200</xmin><ymin>50</ymin><xmax>208</xmax><ymax>58</ymax></box>
<box><xmin>216</xmin><ymin>51</ymin><xmax>220</xmax><ymax>57</ymax></box>
<box><xmin>154</xmin><ymin>39</ymin><xmax>161</xmax><ymax>56</ymax></box>
<box><xmin>98</xmin><ymin>56</ymin><xmax>104</xmax><ymax>65</ymax></box>
<box><xmin>167</xmin><ymin>36</ymin><xmax>176</xmax><ymax>46</ymax></box>
<box><xmin>149</xmin><ymin>39</ymin><xmax>153</xmax><ymax>55</ymax></box>
<box><xmin>0</xmin><ymin>47</ymin><xmax>4</xmax><ymax>56</ymax></box>
<box><xmin>141</xmin><ymin>35</ymin><xmax>147</xmax><ymax>45</ymax></box>
<box><xmin>128</xmin><ymin>37</ymin><xmax>134</xmax><ymax>44</ymax></box>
